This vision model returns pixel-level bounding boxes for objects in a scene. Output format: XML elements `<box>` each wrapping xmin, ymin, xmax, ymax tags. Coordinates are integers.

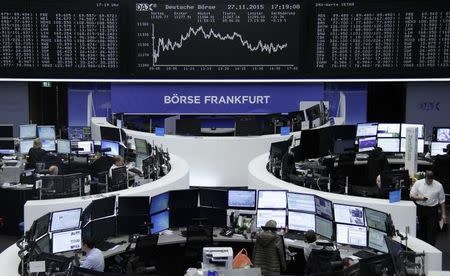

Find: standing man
<box><xmin>410</xmin><ymin>170</ymin><xmax>447</xmax><ymax>245</ymax></box>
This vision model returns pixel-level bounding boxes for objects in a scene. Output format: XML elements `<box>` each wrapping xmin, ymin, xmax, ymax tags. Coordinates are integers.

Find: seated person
<box><xmin>252</xmin><ymin>220</ymin><xmax>286</xmax><ymax>275</ymax></box>
<box><xmin>80</xmin><ymin>237</ymin><xmax>104</xmax><ymax>272</ymax></box>
<box><xmin>48</xmin><ymin>165</ymin><xmax>59</xmax><ymax>175</ymax></box>
<box><xmin>366</xmin><ymin>147</ymin><xmax>389</xmax><ymax>189</ymax></box>
<box><xmin>26</xmin><ymin>138</ymin><xmax>47</xmax><ymax>170</ymax></box>
<box><xmin>109</xmin><ymin>155</ymin><xmax>125</xmax><ymax>178</ymax></box>
<box><xmin>303</xmin><ymin>230</ymin><xmax>319</xmax><ymax>261</ymax></box>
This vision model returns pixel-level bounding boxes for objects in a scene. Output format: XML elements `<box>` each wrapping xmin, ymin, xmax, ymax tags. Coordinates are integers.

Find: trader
<box><xmin>26</xmin><ymin>138</ymin><xmax>47</xmax><ymax>170</ymax></box>
<box><xmin>80</xmin><ymin>237</ymin><xmax>105</xmax><ymax>272</ymax></box>
<box><xmin>410</xmin><ymin>170</ymin><xmax>446</xmax><ymax>245</ymax></box>
<box><xmin>109</xmin><ymin>155</ymin><xmax>125</xmax><ymax>178</ymax></box>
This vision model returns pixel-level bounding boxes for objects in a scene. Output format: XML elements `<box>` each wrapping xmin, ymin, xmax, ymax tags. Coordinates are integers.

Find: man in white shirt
<box><xmin>80</xmin><ymin>237</ymin><xmax>104</xmax><ymax>272</ymax></box>
<box><xmin>410</xmin><ymin>170</ymin><xmax>447</xmax><ymax>245</ymax></box>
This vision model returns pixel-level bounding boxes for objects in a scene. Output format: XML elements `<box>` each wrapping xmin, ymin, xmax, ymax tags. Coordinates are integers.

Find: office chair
<box><xmin>110</xmin><ymin>166</ymin><xmax>128</xmax><ymax>192</ymax></box>
<box><xmin>184</xmin><ymin>225</ymin><xmax>213</xmax><ymax>268</ymax></box>
<box><xmin>89</xmin><ymin>155</ymin><xmax>114</xmax><ymax>194</ymax></box>
<box><xmin>305</xmin><ymin>248</ymin><xmax>342</xmax><ymax>275</ymax></box>
<box><xmin>433</xmin><ymin>154</ymin><xmax>450</xmax><ymax>197</ymax></box>
<box><xmin>125</xmin><ymin>234</ymin><xmax>159</xmax><ymax>275</ymax></box>
<box><xmin>334</xmin><ymin>152</ymin><xmax>355</xmax><ymax>193</ymax></box>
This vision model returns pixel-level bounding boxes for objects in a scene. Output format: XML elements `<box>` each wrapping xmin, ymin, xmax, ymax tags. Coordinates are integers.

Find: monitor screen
<box><xmin>169</xmin><ymin>189</ymin><xmax>198</xmax><ymax>209</ymax></box>
<box><xmin>377</xmin><ymin>138</ymin><xmax>400</xmax><ymax>153</ymax></box>
<box><xmin>400</xmin><ymin>138</ymin><xmax>424</xmax><ymax>154</ymax></box>
<box><xmin>431</xmin><ymin>142</ymin><xmax>450</xmax><ymax>156</ymax></box>
<box><xmin>150</xmin><ymin>192</ymin><xmax>170</xmax><ymax>214</ymax></box>
<box><xmin>118</xmin><ymin>196</ymin><xmax>149</xmax><ymax>216</ymax></box>
<box><xmin>100</xmin><ymin>126</ymin><xmax>121</xmax><ymax>142</ymax></box>
<box><xmin>401</xmin><ymin>124</ymin><xmax>424</xmax><ymax>139</ymax></box>
<box><xmin>287</xmin><ymin>192</ymin><xmax>316</xmax><ymax>213</ymax></box>
<box><xmin>257</xmin><ymin>190</ymin><xmax>287</xmax><ymax>209</ymax></box>
<box><xmin>20</xmin><ymin>124</ymin><xmax>37</xmax><ymax>139</ymax></box>
<box><xmin>101</xmin><ymin>140</ymin><xmax>120</xmax><ymax>156</ymax></box>
<box><xmin>315</xmin><ymin>196</ymin><xmax>333</xmax><ymax>220</ymax></box>
<box><xmin>356</xmin><ymin>123</ymin><xmax>378</xmax><ymax>137</ymax></box>
<box><xmin>50</xmin><ymin>208</ymin><xmax>82</xmax><ymax>232</ymax></box>
<box><xmin>315</xmin><ymin>215</ymin><xmax>334</xmax><ymax>240</ymax></box>
<box><xmin>37</xmin><ymin>125</ymin><xmax>56</xmax><ymax>140</ymax></box>
<box><xmin>228</xmin><ymin>189</ymin><xmax>256</xmax><ymax>210</ymax></box>
<box><xmin>70</xmin><ymin>141</ymin><xmax>94</xmax><ymax>155</ymax></box>
<box><xmin>377</xmin><ymin>124</ymin><xmax>401</xmax><ymax>138</ymax></box>
<box><xmin>436</xmin><ymin>128</ymin><xmax>450</xmax><ymax>142</ymax></box>
<box><xmin>0</xmin><ymin>140</ymin><xmax>15</xmax><ymax>155</ymax></box>
<box><xmin>57</xmin><ymin>139</ymin><xmax>71</xmax><ymax>154</ymax></box>
<box><xmin>368</xmin><ymin>228</ymin><xmax>388</xmax><ymax>253</ymax></box>
<box><xmin>288</xmin><ymin>211</ymin><xmax>315</xmax><ymax>232</ymax></box>
<box><xmin>134</xmin><ymin>138</ymin><xmax>148</xmax><ymax>155</ymax></box>
<box><xmin>41</xmin><ymin>139</ymin><xmax>56</xmax><ymax>152</ymax></box>
<box><xmin>199</xmin><ymin>189</ymin><xmax>227</xmax><ymax>209</ymax></box>
<box><xmin>150</xmin><ymin>210</ymin><xmax>169</xmax><ymax>234</ymax></box>
<box><xmin>52</xmin><ymin>229</ymin><xmax>82</xmax><ymax>254</ymax></box>
<box><xmin>0</xmin><ymin>125</ymin><xmax>13</xmax><ymax>138</ymax></box>
<box><xmin>256</xmin><ymin>209</ymin><xmax>286</xmax><ymax>228</ymax></box>
<box><xmin>336</xmin><ymin>224</ymin><xmax>367</xmax><ymax>247</ymax></box>
<box><xmin>358</xmin><ymin>137</ymin><xmax>377</xmax><ymax>152</ymax></box>
<box><xmin>334</xmin><ymin>204</ymin><xmax>365</xmax><ymax>226</ymax></box>
<box><xmin>33</xmin><ymin>213</ymin><xmax>50</xmax><ymax>241</ymax></box>
<box><xmin>365</xmin><ymin>208</ymin><xmax>388</xmax><ymax>232</ymax></box>
<box><xmin>68</xmin><ymin>126</ymin><xmax>91</xmax><ymax>140</ymax></box>
<box><xmin>91</xmin><ymin>197</ymin><xmax>116</xmax><ymax>220</ymax></box>
<box><xmin>35</xmin><ymin>234</ymin><xmax>50</xmax><ymax>254</ymax></box>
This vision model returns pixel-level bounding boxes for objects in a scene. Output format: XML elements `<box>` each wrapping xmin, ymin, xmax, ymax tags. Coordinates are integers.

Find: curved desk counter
<box><xmin>23</xmin><ymin>153</ymin><xmax>189</xmax><ymax>231</ymax></box>
<box><xmin>248</xmin><ymin>153</ymin><xmax>442</xmax><ymax>273</ymax></box>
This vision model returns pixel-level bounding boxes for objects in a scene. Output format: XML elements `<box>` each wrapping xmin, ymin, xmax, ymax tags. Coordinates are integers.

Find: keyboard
<box><xmin>284</xmin><ymin>232</ymin><xmax>305</xmax><ymax>241</ymax></box>
<box><xmin>96</xmin><ymin>241</ymin><xmax>118</xmax><ymax>251</ymax></box>
<box><xmin>353</xmin><ymin>250</ymin><xmax>376</xmax><ymax>259</ymax></box>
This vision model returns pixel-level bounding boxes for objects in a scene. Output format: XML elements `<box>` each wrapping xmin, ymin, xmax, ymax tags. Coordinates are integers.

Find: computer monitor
<box><xmin>358</xmin><ymin>137</ymin><xmax>377</xmax><ymax>152</ymax></box>
<box><xmin>400</xmin><ymin>124</ymin><xmax>424</xmax><ymax>139</ymax></box>
<box><xmin>377</xmin><ymin>124</ymin><xmax>401</xmax><ymax>138</ymax></box>
<box><xmin>256</xmin><ymin>209</ymin><xmax>286</xmax><ymax>228</ymax></box>
<box><xmin>150</xmin><ymin>210</ymin><xmax>169</xmax><ymax>234</ymax></box>
<box><xmin>368</xmin><ymin>228</ymin><xmax>388</xmax><ymax>253</ymax></box>
<box><xmin>384</xmin><ymin>236</ymin><xmax>406</xmax><ymax>276</ymax></box>
<box><xmin>91</xmin><ymin>197</ymin><xmax>116</xmax><ymax>220</ymax></box>
<box><xmin>38</xmin><ymin>125</ymin><xmax>56</xmax><ymax>140</ymax></box>
<box><xmin>305</xmin><ymin>104</ymin><xmax>321</xmax><ymax>122</ymax></box>
<box><xmin>82</xmin><ymin>216</ymin><xmax>117</xmax><ymax>242</ymax></box>
<box><xmin>288</xmin><ymin>211</ymin><xmax>315</xmax><ymax>232</ymax></box>
<box><xmin>336</xmin><ymin>223</ymin><xmax>367</xmax><ymax>247</ymax></box>
<box><xmin>199</xmin><ymin>189</ymin><xmax>227</xmax><ymax>209</ymax></box>
<box><xmin>50</xmin><ymin>208</ymin><xmax>82</xmax><ymax>232</ymax></box>
<box><xmin>377</xmin><ymin>138</ymin><xmax>400</xmax><ymax>153</ymax></box>
<box><xmin>0</xmin><ymin>140</ymin><xmax>15</xmax><ymax>155</ymax></box>
<box><xmin>270</xmin><ymin>140</ymin><xmax>291</xmax><ymax>159</ymax></box>
<box><xmin>100</xmin><ymin>126</ymin><xmax>121</xmax><ymax>142</ymax></box>
<box><xmin>150</xmin><ymin>192</ymin><xmax>170</xmax><ymax>215</ymax></box>
<box><xmin>118</xmin><ymin>196</ymin><xmax>149</xmax><ymax>216</ymax></box>
<box><xmin>400</xmin><ymin>138</ymin><xmax>424</xmax><ymax>154</ymax></box>
<box><xmin>175</xmin><ymin>119</ymin><xmax>201</xmax><ymax>136</ymax></box>
<box><xmin>52</xmin><ymin>229</ymin><xmax>82</xmax><ymax>254</ymax></box>
<box><xmin>315</xmin><ymin>215</ymin><xmax>334</xmax><ymax>240</ymax></box>
<box><xmin>20</xmin><ymin>124</ymin><xmax>37</xmax><ymax>139</ymax></box>
<box><xmin>436</xmin><ymin>127</ymin><xmax>450</xmax><ymax>142</ymax></box>
<box><xmin>315</xmin><ymin>196</ymin><xmax>333</xmax><ymax>220</ymax></box>
<box><xmin>41</xmin><ymin>139</ymin><xmax>56</xmax><ymax>152</ymax></box>
<box><xmin>32</xmin><ymin>213</ymin><xmax>50</xmax><ymax>241</ymax></box>
<box><xmin>134</xmin><ymin>138</ymin><xmax>149</xmax><ymax>155</ymax></box>
<box><xmin>57</xmin><ymin>139</ymin><xmax>71</xmax><ymax>154</ymax></box>
<box><xmin>365</xmin><ymin>208</ymin><xmax>388</xmax><ymax>232</ymax></box>
<box><xmin>333</xmin><ymin>204</ymin><xmax>365</xmax><ymax>226</ymax></box>
<box><xmin>227</xmin><ymin>189</ymin><xmax>256</xmax><ymax>210</ymax></box>
<box><xmin>35</xmin><ymin>233</ymin><xmax>51</xmax><ymax>254</ymax></box>
<box><xmin>68</xmin><ymin>126</ymin><xmax>91</xmax><ymax>140</ymax></box>
<box><xmin>356</xmin><ymin>123</ymin><xmax>378</xmax><ymax>137</ymax></box>
<box><xmin>169</xmin><ymin>189</ymin><xmax>198</xmax><ymax>209</ymax></box>
<box><xmin>431</xmin><ymin>142</ymin><xmax>450</xmax><ymax>156</ymax></box>
<box><xmin>70</xmin><ymin>141</ymin><xmax>94</xmax><ymax>155</ymax></box>
<box><xmin>287</xmin><ymin>192</ymin><xmax>316</xmax><ymax>213</ymax></box>
<box><xmin>101</xmin><ymin>140</ymin><xmax>119</xmax><ymax>156</ymax></box>
<box><xmin>334</xmin><ymin>139</ymin><xmax>355</xmax><ymax>155</ymax></box>
<box><xmin>0</xmin><ymin>124</ymin><xmax>13</xmax><ymax>138</ymax></box>
<box><xmin>257</xmin><ymin>190</ymin><xmax>287</xmax><ymax>209</ymax></box>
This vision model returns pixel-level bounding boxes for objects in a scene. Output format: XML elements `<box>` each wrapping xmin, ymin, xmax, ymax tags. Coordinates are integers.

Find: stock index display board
<box><xmin>0</xmin><ymin>0</ymin><xmax>450</xmax><ymax>79</ymax></box>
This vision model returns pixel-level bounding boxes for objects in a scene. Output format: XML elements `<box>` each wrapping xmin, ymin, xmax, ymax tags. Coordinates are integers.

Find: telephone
<box><xmin>220</xmin><ymin>227</ymin><xmax>234</xmax><ymax>237</ymax></box>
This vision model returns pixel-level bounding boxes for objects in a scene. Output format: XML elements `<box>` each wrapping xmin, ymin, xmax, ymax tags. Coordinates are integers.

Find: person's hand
<box><xmin>442</xmin><ymin>216</ymin><xmax>447</xmax><ymax>224</ymax></box>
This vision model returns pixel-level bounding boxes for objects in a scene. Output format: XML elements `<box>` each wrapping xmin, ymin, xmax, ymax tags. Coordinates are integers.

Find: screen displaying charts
<box><xmin>365</xmin><ymin>208</ymin><xmax>387</xmax><ymax>232</ymax></box>
<box><xmin>287</xmin><ymin>192</ymin><xmax>315</xmax><ymax>213</ymax></box>
<box><xmin>258</xmin><ymin>190</ymin><xmax>287</xmax><ymax>209</ymax></box>
<box><xmin>315</xmin><ymin>196</ymin><xmax>333</xmax><ymax>220</ymax></box>
<box><xmin>315</xmin><ymin>215</ymin><xmax>333</xmax><ymax>240</ymax></box>
<box><xmin>41</xmin><ymin>139</ymin><xmax>56</xmax><ymax>152</ymax></box>
<box><xmin>57</xmin><ymin>140</ymin><xmax>71</xmax><ymax>154</ymax></box>
<box><xmin>431</xmin><ymin>142</ymin><xmax>450</xmax><ymax>156</ymax></box>
<box><xmin>336</xmin><ymin>224</ymin><xmax>367</xmax><ymax>247</ymax></box>
<box><xmin>356</xmin><ymin>123</ymin><xmax>378</xmax><ymax>137</ymax></box>
<box><xmin>256</xmin><ymin>209</ymin><xmax>286</xmax><ymax>228</ymax></box>
<box><xmin>150</xmin><ymin>210</ymin><xmax>169</xmax><ymax>234</ymax></box>
<box><xmin>437</xmin><ymin>128</ymin><xmax>450</xmax><ymax>142</ymax></box>
<box><xmin>358</xmin><ymin>137</ymin><xmax>377</xmax><ymax>152</ymax></box>
<box><xmin>20</xmin><ymin>124</ymin><xmax>37</xmax><ymax>139</ymax></box>
<box><xmin>52</xmin><ymin>229</ymin><xmax>82</xmax><ymax>254</ymax></box>
<box><xmin>377</xmin><ymin>138</ymin><xmax>400</xmax><ymax>153</ymax></box>
<box><xmin>50</xmin><ymin>209</ymin><xmax>81</xmax><ymax>232</ymax></box>
<box><xmin>228</xmin><ymin>189</ymin><xmax>256</xmax><ymax>209</ymax></box>
<box><xmin>334</xmin><ymin>204</ymin><xmax>365</xmax><ymax>226</ymax></box>
<box><xmin>377</xmin><ymin>124</ymin><xmax>400</xmax><ymax>138</ymax></box>
<box><xmin>400</xmin><ymin>138</ymin><xmax>424</xmax><ymax>154</ymax></box>
<box><xmin>288</xmin><ymin>211</ymin><xmax>315</xmax><ymax>232</ymax></box>
<box><xmin>368</xmin><ymin>227</ymin><xmax>388</xmax><ymax>253</ymax></box>
<box><xmin>401</xmin><ymin>124</ymin><xmax>424</xmax><ymax>139</ymax></box>
<box><xmin>38</xmin><ymin>126</ymin><xmax>56</xmax><ymax>140</ymax></box>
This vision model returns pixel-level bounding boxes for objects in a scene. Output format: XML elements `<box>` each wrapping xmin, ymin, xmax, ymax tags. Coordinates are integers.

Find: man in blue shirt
<box><xmin>80</xmin><ymin>237</ymin><xmax>105</xmax><ymax>272</ymax></box>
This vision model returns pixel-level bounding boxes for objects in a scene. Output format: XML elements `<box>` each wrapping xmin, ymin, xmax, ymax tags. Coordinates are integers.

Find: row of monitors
<box><xmin>18</xmin><ymin>124</ymin><xmax>120</xmax><ymax>142</ymax></box>
<box><xmin>358</xmin><ymin>137</ymin><xmax>425</xmax><ymax>154</ymax></box>
<box><xmin>356</xmin><ymin>123</ymin><xmax>425</xmax><ymax>139</ymax></box>
<box><xmin>13</xmin><ymin>139</ymin><xmax>121</xmax><ymax>156</ymax></box>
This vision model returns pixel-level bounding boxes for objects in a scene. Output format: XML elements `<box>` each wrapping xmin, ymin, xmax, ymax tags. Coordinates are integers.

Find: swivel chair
<box><xmin>305</xmin><ymin>248</ymin><xmax>342</xmax><ymax>275</ymax></box>
<box><xmin>126</xmin><ymin>234</ymin><xmax>159</xmax><ymax>275</ymax></box>
<box><xmin>184</xmin><ymin>225</ymin><xmax>213</xmax><ymax>268</ymax></box>
<box><xmin>89</xmin><ymin>156</ymin><xmax>114</xmax><ymax>194</ymax></box>
<box><xmin>334</xmin><ymin>152</ymin><xmax>356</xmax><ymax>194</ymax></box>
